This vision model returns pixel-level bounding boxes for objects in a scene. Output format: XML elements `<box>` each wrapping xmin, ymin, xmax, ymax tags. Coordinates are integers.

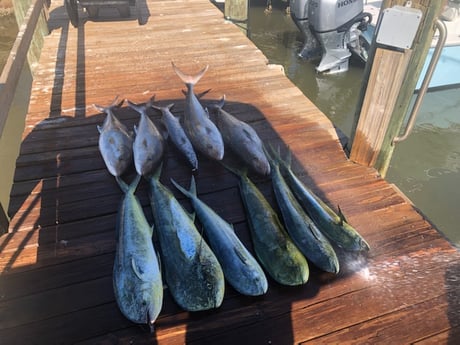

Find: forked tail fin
<box><xmin>126</xmin><ymin>95</ymin><xmax>155</xmax><ymax>115</ymax></box>
<box><xmin>171</xmin><ymin>61</ymin><xmax>209</xmax><ymax>86</ymax></box>
<box><xmin>93</xmin><ymin>95</ymin><xmax>124</xmax><ymax>114</ymax></box>
<box><xmin>116</xmin><ymin>174</ymin><xmax>141</xmax><ymax>194</ymax></box>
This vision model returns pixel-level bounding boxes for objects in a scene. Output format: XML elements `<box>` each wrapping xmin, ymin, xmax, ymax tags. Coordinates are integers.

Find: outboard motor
<box><xmin>291</xmin><ymin>0</ymin><xmax>372</xmax><ymax>73</ymax></box>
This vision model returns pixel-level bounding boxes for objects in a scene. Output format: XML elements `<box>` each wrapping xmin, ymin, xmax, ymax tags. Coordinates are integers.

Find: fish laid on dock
<box><xmin>148</xmin><ymin>166</ymin><xmax>225</xmax><ymax>311</ymax></box>
<box><xmin>224</xmin><ymin>164</ymin><xmax>309</xmax><ymax>286</ymax></box>
<box><xmin>113</xmin><ymin>175</ymin><xmax>163</xmax><ymax>332</ymax></box>
<box><xmin>127</xmin><ymin>97</ymin><xmax>165</xmax><ymax>178</ymax></box>
<box><xmin>151</xmin><ymin>102</ymin><xmax>198</xmax><ymax>171</ymax></box>
<box><xmin>267</xmin><ymin>149</ymin><xmax>340</xmax><ymax>274</ymax></box>
<box><xmin>171</xmin><ymin>62</ymin><xmax>224</xmax><ymax>161</ymax></box>
<box><xmin>172</xmin><ymin>176</ymin><xmax>268</xmax><ymax>296</ymax></box>
<box><xmin>274</xmin><ymin>149</ymin><xmax>370</xmax><ymax>252</ymax></box>
<box><xmin>214</xmin><ymin>96</ymin><xmax>270</xmax><ymax>176</ymax></box>
<box><xmin>95</xmin><ymin>97</ymin><xmax>133</xmax><ymax>177</ymax></box>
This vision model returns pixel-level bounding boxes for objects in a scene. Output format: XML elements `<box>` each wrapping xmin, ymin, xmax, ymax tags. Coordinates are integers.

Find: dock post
<box><xmin>224</xmin><ymin>0</ymin><xmax>248</xmax><ymax>23</ymax></box>
<box><xmin>349</xmin><ymin>0</ymin><xmax>446</xmax><ymax>177</ymax></box>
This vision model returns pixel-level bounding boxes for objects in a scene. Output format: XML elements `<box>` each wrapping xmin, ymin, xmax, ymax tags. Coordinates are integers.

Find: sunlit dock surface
<box><xmin>1</xmin><ymin>0</ymin><xmax>459</xmax><ymax>343</ymax></box>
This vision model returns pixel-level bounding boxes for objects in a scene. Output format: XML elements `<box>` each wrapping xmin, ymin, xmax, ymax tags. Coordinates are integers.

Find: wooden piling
<box><xmin>350</xmin><ymin>0</ymin><xmax>446</xmax><ymax>177</ymax></box>
<box><xmin>224</xmin><ymin>0</ymin><xmax>248</xmax><ymax>22</ymax></box>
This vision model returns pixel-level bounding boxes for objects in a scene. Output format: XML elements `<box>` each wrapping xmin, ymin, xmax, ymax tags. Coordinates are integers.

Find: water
<box><xmin>0</xmin><ymin>12</ymin><xmax>17</xmax><ymax>69</ymax></box>
<box><xmin>247</xmin><ymin>3</ymin><xmax>460</xmax><ymax>246</ymax></box>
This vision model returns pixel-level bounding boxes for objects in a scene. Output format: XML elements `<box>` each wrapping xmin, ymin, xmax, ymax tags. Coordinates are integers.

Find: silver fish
<box><xmin>113</xmin><ymin>174</ymin><xmax>163</xmax><ymax>332</ymax></box>
<box><xmin>95</xmin><ymin>97</ymin><xmax>133</xmax><ymax>176</ymax></box>
<box><xmin>127</xmin><ymin>97</ymin><xmax>165</xmax><ymax>178</ymax></box>
<box><xmin>214</xmin><ymin>96</ymin><xmax>270</xmax><ymax>175</ymax></box>
<box><xmin>267</xmin><ymin>148</ymin><xmax>340</xmax><ymax>274</ymax></box>
<box><xmin>171</xmin><ymin>62</ymin><xmax>224</xmax><ymax>161</ymax></box>
<box><xmin>151</xmin><ymin>102</ymin><xmax>198</xmax><ymax>171</ymax></box>
<box><xmin>148</xmin><ymin>166</ymin><xmax>225</xmax><ymax>311</ymax></box>
<box><xmin>172</xmin><ymin>176</ymin><xmax>268</xmax><ymax>296</ymax></box>
<box><xmin>273</xmin><ymin>149</ymin><xmax>370</xmax><ymax>252</ymax></box>
<box><xmin>224</xmin><ymin>163</ymin><xmax>309</xmax><ymax>286</ymax></box>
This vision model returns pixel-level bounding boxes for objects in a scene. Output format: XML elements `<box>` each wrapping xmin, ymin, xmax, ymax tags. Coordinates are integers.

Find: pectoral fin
<box><xmin>131</xmin><ymin>257</ymin><xmax>148</xmax><ymax>282</ymax></box>
<box><xmin>233</xmin><ymin>247</ymin><xmax>248</xmax><ymax>265</ymax></box>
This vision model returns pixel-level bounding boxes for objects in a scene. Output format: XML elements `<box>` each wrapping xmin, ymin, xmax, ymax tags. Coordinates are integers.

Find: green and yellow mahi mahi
<box><xmin>113</xmin><ymin>175</ymin><xmax>163</xmax><ymax>332</ymax></box>
<box><xmin>172</xmin><ymin>176</ymin><xmax>268</xmax><ymax>296</ymax></box>
<box><xmin>225</xmin><ymin>164</ymin><xmax>309</xmax><ymax>286</ymax></box>
<box><xmin>267</xmin><ymin>149</ymin><xmax>340</xmax><ymax>274</ymax></box>
<box><xmin>274</xmin><ymin>149</ymin><xmax>370</xmax><ymax>252</ymax></box>
<box><xmin>148</xmin><ymin>166</ymin><xmax>225</xmax><ymax>311</ymax></box>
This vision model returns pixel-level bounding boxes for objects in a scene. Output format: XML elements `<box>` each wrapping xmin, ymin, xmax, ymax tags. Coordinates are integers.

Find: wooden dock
<box><xmin>1</xmin><ymin>0</ymin><xmax>459</xmax><ymax>343</ymax></box>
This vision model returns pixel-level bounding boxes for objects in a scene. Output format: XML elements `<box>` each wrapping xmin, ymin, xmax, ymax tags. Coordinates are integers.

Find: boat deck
<box><xmin>1</xmin><ymin>0</ymin><xmax>459</xmax><ymax>344</ymax></box>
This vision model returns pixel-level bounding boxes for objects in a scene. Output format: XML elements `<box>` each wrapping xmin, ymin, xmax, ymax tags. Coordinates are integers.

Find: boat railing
<box><xmin>0</xmin><ymin>0</ymin><xmax>50</xmax><ymax>235</ymax></box>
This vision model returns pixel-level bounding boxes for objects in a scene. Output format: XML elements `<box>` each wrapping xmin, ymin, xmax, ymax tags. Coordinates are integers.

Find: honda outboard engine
<box><xmin>291</xmin><ymin>0</ymin><xmax>372</xmax><ymax>73</ymax></box>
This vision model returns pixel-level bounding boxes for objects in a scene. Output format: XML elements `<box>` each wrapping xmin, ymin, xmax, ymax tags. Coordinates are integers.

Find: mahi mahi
<box><xmin>267</xmin><ymin>148</ymin><xmax>340</xmax><ymax>274</ymax></box>
<box><xmin>171</xmin><ymin>62</ymin><xmax>224</xmax><ymax>161</ymax></box>
<box><xmin>272</xmin><ymin>149</ymin><xmax>370</xmax><ymax>252</ymax></box>
<box><xmin>95</xmin><ymin>97</ymin><xmax>133</xmax><ymax>176</ymax></box>
<box><xmin>151</xmin><ymin>102</ymin><xmax>198</xmax><ymax>171</ymax></box>
<box><xmin>148</xmin><ymin>166</ymin><xmax>225</xmax><ymax>311</ymax></box>
<box><xmin>113</xmin><ymin>174</ymin><xmax>163</xmax><ymax>332</ymax></box>
<box><xmin>127</xmin><ymin>97</ymin><xmax>165</xmax><ymax>178</ymax></box>
<box><xmin>214</xmin><ymin>96</ymin><xmax>270</xmax><ymax>176</ymax></box>
<box><xmin>224</xmin><ymin>164</ymin><xmax>309</xmax><ymax>286</ymax></box>
<box><xmin>171</xmin><ymin>176</ymin><xmax>268</xmax><ymax>296</ymax></box>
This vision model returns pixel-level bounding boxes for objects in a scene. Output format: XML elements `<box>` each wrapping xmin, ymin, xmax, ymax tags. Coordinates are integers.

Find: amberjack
<box><xmin>171</xmin><ymin>62</ymin><xmax>224</xmax><ymax>161</ymax></box>
<box><xmin>214</xmin><ymin>96</ymin><xmax>270</xmax><ymax>175</ymax></box>
<box><xmin>152</xmin><ymin>102</ymin><xmax>198</xmax><ymax>171</ymax></box>
<box><xmin>127</xmin><ymin>96</ymin><xmax>165</xmax><ymax>178</ymax></box>
<box><xmin>95</xmin><ymin>97</ymin><xmax>133</xmax><ymax>176</ymax></box>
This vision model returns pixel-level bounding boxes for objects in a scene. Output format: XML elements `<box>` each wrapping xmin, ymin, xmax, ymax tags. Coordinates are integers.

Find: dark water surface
<box><xmin>247</xmin><ymin>3</ymin><xmax>460</xmax><ymax>246</ymax></box>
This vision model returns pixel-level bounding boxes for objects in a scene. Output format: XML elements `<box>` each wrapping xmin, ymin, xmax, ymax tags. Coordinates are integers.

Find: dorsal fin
<box><xmin>337</xmin><ymin>205</ymin><xmax>348</xmax><ymax>225</ymax></box>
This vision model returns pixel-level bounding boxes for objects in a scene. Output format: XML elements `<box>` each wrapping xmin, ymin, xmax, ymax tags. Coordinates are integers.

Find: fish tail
<box><xmin>171</xmin><ymin>61</ymin><xmax>209</xmax><ymax>86</ymax></box>
<box><xmin>208</xmin><ymin>95</ymin><xmax>226</xmax><ymax>112</ymax></box>
<box><xmin>109</xmin><ymin>95</ymin><xmax>123</xmax><ymax>109</ymax></box>
<box><xmin>265</xmin><ymin>144</ymin><xmax>281</xmax><ymax>170</ymax></box>
<box><xmin>94</xmin><ymin>96</ymin><xmax>124</xmax><ymax>113</ymax></box>
<box><xmin>126</xmin><ymin>99</ymin><xmax>147</xmax><ymax>115</ymax></box>
<box><xmin>170</xmin><ymin>176</ymin><xmax>197</xmax><ymax>199</ymax></box>
<box><xmin>151</xmin><ymin>162</ymin><xmax>163</xmax><ymax>181</ymax></box>
<box><xmin>115</xmin><ymin>176</ymin><xmax>129</xmax><ymax>193</ymax></box>
<box><xmin>116</xmin><ymin>174</ymin><xmax>141</xmax><ymax>194</ymax></box>
<box><xmin>220</xmin><ymin>160</ymin><xmax>247</xmax><ymax>178</ymax></box>
<box><xmin>146</xmin><ymin>95</ymin><xmax>156</xmax><ymax>108</ymax></box>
